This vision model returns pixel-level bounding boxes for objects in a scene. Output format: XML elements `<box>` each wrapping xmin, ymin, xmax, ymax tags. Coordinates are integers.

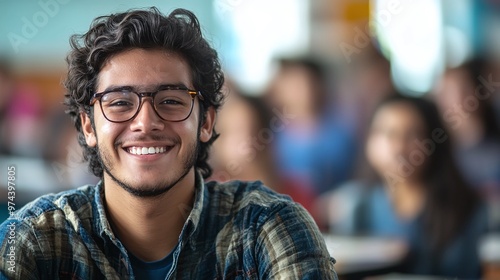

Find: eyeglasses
<box><xmin>89</xmin><ymin>85</ymin><xmax>204</xmax><ymax>123</ymax></box>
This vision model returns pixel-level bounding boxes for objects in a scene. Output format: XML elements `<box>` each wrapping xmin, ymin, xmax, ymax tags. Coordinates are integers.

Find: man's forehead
<box><xmin>101</xmin><ymin>49</ymin><xmax>189</xmax><ymax>72</ymax></box>
<box><xmin>96</xmin><ymin>48</ymin><xmax>193</xmax><ymax>90</ymax></box>
<box><xmin>100</xmin><ymin>83</ymin><xmax>190</xmax><ymax>93</ymax></box>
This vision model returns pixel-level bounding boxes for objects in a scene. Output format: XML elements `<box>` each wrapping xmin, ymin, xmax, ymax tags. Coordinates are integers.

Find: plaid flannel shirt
<box><xmin>0</xmin><ymin>173</ymin><xmax>337</xmax><ymax>279</ymax></box>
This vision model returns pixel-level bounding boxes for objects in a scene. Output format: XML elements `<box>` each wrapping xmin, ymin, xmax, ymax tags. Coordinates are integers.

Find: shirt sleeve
<box><xmin>255</xmin><ymin>202</ymin><xmax>338</xmax><ymax>280</ymax></box>
<box><xmin>0</xmin><ymin>218</ymin><xmax>41</xmax><ymax>280</ymax></box>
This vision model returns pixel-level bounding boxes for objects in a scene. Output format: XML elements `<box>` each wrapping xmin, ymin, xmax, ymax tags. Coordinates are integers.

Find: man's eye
<box><xmin>109</xmin><ymin>100</ymin><xmax>134</xmax><ymax>107</ymax></box>
<box><xmin>159</xmin><ymin>99</ymin><xmax>183</xmax><ymax>105</ymax></box>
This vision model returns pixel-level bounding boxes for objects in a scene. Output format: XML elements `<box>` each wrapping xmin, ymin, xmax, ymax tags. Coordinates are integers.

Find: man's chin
<box><xmin>105</xmin><ymin>166</ymin><xmax>194</xmax><ymax>198</ymax></box>
<box><xmin>119</xmin><ymin>183</ymin><xmax>173</xmax><ymax>198</ymax></box>
<box><xmin>104</xmin><ymin>167</ymin><xmax>174</xmax><ymax>198</ymax></box>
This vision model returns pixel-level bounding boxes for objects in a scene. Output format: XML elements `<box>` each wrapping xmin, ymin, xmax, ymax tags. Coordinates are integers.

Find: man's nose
<box><xmin>129</xmin><ymin>99</ymin><xmax>165</xmax><ymax>132</ymax></box>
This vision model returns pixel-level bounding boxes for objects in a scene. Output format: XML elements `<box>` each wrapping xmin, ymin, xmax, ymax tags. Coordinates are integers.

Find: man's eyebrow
<box><xmin>101</xmin><ymin>85</ymin><xmax>134</xmax><ymax>92</ymax></box>
<box><xmin>101</xmin><ymin>83</ymin><xmax>189</xmax><ymax>92</ymax></box>
<box><xmin>156</xmin><ymin>83</ymin><xmax>190</xmax><ymax>90</ymax></box>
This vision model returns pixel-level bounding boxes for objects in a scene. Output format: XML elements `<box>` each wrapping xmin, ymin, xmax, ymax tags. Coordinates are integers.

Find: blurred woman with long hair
<box><xmin>435</xmin><ymin>60</ymin><xmax>500</xmax><ymax>196</ymax></box>
<box><xmin>319</xmin><ymin>94</ymin><xmax>494</xmax><ymax>278</ymax></box>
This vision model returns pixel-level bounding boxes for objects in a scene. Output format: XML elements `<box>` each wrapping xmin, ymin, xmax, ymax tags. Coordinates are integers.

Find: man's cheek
<box><xmin>98</xmin><ymin>121</ymin><xmax>115</xmax><ymax>134</ymax></box>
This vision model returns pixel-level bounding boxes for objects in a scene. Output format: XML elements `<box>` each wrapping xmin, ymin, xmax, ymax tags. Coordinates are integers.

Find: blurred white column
<box><xmin>372</xmin><ymin>0</ymin><xmax>444</xmax><ymax>95</ymax></box>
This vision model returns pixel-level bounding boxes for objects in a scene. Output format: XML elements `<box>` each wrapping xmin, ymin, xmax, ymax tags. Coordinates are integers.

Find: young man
<box><xmin>0</xmin><ymin>8</ymin><xmax>337</xmax><ymax>279</ymax></box>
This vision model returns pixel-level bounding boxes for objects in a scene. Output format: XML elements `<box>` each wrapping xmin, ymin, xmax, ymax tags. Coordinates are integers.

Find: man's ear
<box><xmin>80</xmin><ymin>112</ymin><xmax>97</xmax><ymax>147</ymax></box>
<box><xmin>200</xmin><ymin>107</ymin><xmax>216</xmax><ymax>143</ymax></box>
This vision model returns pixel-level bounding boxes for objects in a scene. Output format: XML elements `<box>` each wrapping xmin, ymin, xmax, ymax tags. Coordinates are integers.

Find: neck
<box><xmin>386</xmin><ymin>180</ymin><xmax>426</xmax><ymax>221</ymax></box>
<box><xmin>103</xmin><ymin>169</ymin><xmax>196</xmax><ymax>261</ymax></box>
<box><xmin>452</xmin><ymin>116</ymin><xmax>484</xmax><ymax>148</ymax></box>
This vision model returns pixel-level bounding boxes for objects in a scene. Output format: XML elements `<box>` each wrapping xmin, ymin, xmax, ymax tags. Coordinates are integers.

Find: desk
<box><xmin>323</xmin><ymin>234</ymin><xmax>408</xmax><ymax>276</ymax></box>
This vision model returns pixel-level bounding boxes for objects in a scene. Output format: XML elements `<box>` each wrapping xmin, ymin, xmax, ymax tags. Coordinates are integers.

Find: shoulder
<box><xmin>318</xmin><ymin>180</ymin><xmax>378</xmax><ymax>212</ymax></box>
<box><xmin>316</xmin><ymin>181</ymin><xmax>381</xmax><ymax>233</ymax></box>
<box><xmin>204</xmin><ymin>179</ymin><xmax>327</xmax><ymax>245</ymax></box>
<box><xmin>0</xmin><ymin>185</ymin><xmax>98</xmax><ymax>277</ymax></box>
<box><xmin>204</xmin><ymin>180</ymin><xmax>295</xmax><ymax>214</ymax></box>
<box><xmin>200</xmin><ymin>181</ymin><xmax>337</xmax><ymax>279</ymax></box>
<box><xmin>471</xmin><ymin>201</ymin><xmax>497</xmax><ymax>233</ymax></box>
<box><xmin>203</xmin><ymin>180</ymin><xmax>316</xmax><ymax>230</ymax></box>
<box><xmin>1</xmin><ymin>185</ymin><xmax>96</xmax><ymax>232</ymax></box>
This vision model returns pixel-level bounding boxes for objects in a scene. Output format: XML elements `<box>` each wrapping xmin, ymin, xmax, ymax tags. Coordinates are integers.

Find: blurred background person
<box><xmin>209</xmin><ymin>86</ymin><xmax>281</xmax><ymax>192</ymax></box>
<box><xmin>317</xmin><ymin>94</ymin><xmax>495</xmax><ymax>278</ymax></box>
<box><xmin>434</xmin><ymin>59</ymin><xmax>500</xmax><ymax>198</ymax></box>
<box><xmin>264</xmin><ymin>57</ymin><xmax>357</xmax><ymax>214</ymax></box>
<box><xmin>2</xmin><ymin>82</ymin><xmax>44</xmax><ymax>157</ymax></box>
<box><xmin>0</xmin><ymin>58</ymin><xmax>44</xmax><ymax>157</ymax></box>
<box><xmin>335</xmin><ymin>49</ymin><xmax>395</xmax><ymax>139</ymax></box>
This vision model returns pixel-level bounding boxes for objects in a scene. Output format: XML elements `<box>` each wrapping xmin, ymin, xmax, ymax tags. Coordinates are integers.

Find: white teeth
<box><xmin>128</xmin><ymin>146</ymin><xmax>169</xmax><ymax>155</ymax></box>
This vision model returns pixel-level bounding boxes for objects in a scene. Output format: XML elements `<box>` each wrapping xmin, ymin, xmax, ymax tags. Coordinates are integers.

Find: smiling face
<box><xmin>80</xmin><ymin>48</ymin><xmax>214</xmax><ymax>197</ymax></box>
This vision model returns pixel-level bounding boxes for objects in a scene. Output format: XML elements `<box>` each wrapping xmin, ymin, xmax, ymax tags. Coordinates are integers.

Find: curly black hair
<box><xmin>64</xmin><ymin>7</ymin><xmax>224</xmax><ymax>179</ymax></box>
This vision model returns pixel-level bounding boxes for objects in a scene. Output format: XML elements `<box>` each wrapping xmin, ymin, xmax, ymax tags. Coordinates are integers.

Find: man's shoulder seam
<box><xmin>10</xmin><ymin>185</ymin><xmax>96</xmax><ymax>224</ymax></box>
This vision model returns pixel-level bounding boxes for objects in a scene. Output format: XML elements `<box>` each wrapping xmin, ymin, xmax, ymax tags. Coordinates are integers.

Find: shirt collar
<box><xmin>93</xmin><ymin>181</ymin><xmax>117</xmax><ymax>241</ymax></box>
<box><xmin>183</xmin><ymin>171</ymin><xmax>205</xmax><ymax>237</ymax></box>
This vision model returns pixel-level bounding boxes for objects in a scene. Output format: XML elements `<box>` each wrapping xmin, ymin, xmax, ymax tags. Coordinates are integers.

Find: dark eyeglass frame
<box><xmin>89</xmin><ymin>85</ymin><xmax>204</xmax><ymax>123</ymax></box>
